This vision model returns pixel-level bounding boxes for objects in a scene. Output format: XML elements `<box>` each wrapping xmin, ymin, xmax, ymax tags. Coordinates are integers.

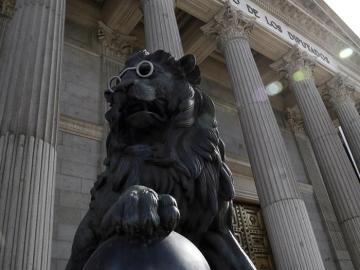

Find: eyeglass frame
<box><xmin>107</xmin><ymin>60</ymin><xmax>155</xmax><ymax>93</ymax></box>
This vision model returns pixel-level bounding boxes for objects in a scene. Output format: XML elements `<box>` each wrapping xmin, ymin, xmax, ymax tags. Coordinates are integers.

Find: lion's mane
<box><xmin>91</xmin><ymin>50</ymin><xmax>234</xmax><ymax>237</ymax></box>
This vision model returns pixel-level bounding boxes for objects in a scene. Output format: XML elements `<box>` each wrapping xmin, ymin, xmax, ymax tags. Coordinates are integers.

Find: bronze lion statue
<box><xmin>66</xmin><ymin>50</ymin><xmax>256</xmax><ymax>270</ymax></box>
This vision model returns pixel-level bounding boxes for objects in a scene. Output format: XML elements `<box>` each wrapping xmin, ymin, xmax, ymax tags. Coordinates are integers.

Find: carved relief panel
<box><xmin>232</xmin><ymin>202</ymin><xmax>275</xmax><ymax>270</ymax></box>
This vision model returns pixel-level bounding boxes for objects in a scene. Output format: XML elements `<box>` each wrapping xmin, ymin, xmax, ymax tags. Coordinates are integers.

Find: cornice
<box><xmin>250</xmin><ymin>0</ymin><xmax>360</xmax><ymax>78</ymax></box>
<box><xmin>313</xmin><ymin>0</ymin><xmax>360</xmax><ymax>50</ymax></box>
<box><xmin>251</xmin><ymin>0</ymin><xmax>356</xmax><ymax>50</ymax></box>
<box><xmin>288</xmin><ymin>0</ymin><xmax>358</xmax><ymax>49</ymax></box>
<box><xmin>59</xmin><ymin>115</ymin><xmax>104</xmax><ymax>141</ymax></box>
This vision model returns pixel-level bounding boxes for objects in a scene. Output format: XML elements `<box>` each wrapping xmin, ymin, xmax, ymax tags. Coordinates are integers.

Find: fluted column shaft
<box><xmin>279</xmin><ymin>48</ymin><xmax>360</xmax><ymax>268</ymax></box>
<box><xmin>0</xmin><ymin>0</ymin><xmax>65</xmax><ymax>269</ymax></box>
<box><xmin>0</xmin><ymin>15</ymin><xmax>8</xmax><ymax>50</ymax></box>
<box><xmin>336</xmin><ymin>99</ymin><xmax>360</xmax><ymax>169</ymax></box>
<box><xmin>224</xmin><ymin>36</ymin><xmax>324</xmax><ymax>270</ymax></box>
<box><xmin>141</xmin><ymin>0</ymin><xmax>184</xmax><ymax>58</ymax></box>
<box><xmin>202</xmin><ymin>4</ymin><xmax>325</xmax><ymax>270</ymax></box>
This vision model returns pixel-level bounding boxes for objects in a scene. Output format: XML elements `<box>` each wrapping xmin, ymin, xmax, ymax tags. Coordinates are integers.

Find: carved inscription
<box><xmin>231</xmin><ymin>0</ymin><xmax>332</xmax><ymax>67</ymax></box>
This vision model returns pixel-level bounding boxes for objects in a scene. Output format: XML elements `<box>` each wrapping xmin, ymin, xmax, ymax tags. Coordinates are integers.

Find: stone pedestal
<box><xmin>273</xmin><ymin>46</ymin><xmax>360</xmax><ymax>269</ymax></box>
<box><xmin>141</xmin><ymin>0</ymin><xmax>184</xmax><ymax>58</ymax></box>
<box><xmin>202</xmin><ymin>3</ymin><xmax>325</xmax><ymax>270</ymax></box>
<box><xmin>327</xmin><ymin>75</ymin><xmax>360</xmax><ymax>171</ymax></box>
<box><xmin>0</xmin><ymin>0</ymin><xmax>65</xmax><ymax>269</ymax></box>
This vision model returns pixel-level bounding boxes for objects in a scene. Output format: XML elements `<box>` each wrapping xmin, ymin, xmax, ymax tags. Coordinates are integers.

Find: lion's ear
<box><xmin>177</xmin><ymin>54</ymin><xmax>201</xmax><ymax>85</ymax></box>
<box><xmin>178</xmin><ymin>54</ymin><xmax>197</xmax><ymax>72</ymax></box>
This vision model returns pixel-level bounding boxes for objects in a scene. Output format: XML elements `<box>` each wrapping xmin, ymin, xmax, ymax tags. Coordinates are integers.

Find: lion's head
<box><xmin>104</xmin><ymin>50</ymin><xmax>200</xmax><ymax>143</ymax></box>
<box><xmin>96</xmin><ymin>50</ymin><xmax>234</xmax><ymax>236</ymax></box>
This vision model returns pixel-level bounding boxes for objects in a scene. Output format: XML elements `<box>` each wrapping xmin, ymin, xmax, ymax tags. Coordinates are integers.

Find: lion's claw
<box><xmin>100</xmin><ymin>185</ymin><xmax>179</xmax><ymax>241</ymax></box>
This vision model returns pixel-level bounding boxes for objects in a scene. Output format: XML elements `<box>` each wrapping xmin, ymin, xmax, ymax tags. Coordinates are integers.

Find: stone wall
<box><xmin>51</xmin><ymin>21</ymin><xmax>104</xmax><ymax>269</ymax></box>
<box><xmin>52</xmin><ymin>132</ymin><xmax>102</xmax><ymax>270</ymax></box>
<box><xmin>302</xmin><ymin>189</ymin><xmax>338</xmax><ymax>270</ymax></box>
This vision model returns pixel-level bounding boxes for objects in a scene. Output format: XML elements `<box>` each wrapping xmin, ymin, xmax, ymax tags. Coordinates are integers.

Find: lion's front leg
<box><xmin>198</xmin><ymin>229</ymin><xmax>256</xmax><ymax>270</ymax></box>
<box><xmin>65</xmin><ymin>211</ymin><xmax>100</xmax><ymax>270</ymax></box>
<box><xmin>100</xmin><ymin>185</ymin><xmax>180</xmax><ymax>241</ymax></box>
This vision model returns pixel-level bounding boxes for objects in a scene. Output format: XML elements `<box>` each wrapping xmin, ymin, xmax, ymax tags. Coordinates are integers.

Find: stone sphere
<box><xmin>83</xmin><ymin>232</ymin><xmax>210</xmax><ymax>270</ymax></box>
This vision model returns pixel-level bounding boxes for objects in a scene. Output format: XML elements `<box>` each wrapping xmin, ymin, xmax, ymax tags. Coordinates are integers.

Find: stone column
<box><xmin>286</xmin><ymin>107</ymin><xmax>355</xmax><ymax>270</ymax></box>
<box><xmin>272</xmin><ymin>46</ymin><xmax>360</xmax><ymax>269</ymax></box>
<box><xmin>202</xmin><ymin>3</ymin><xmax>325</xmax><ymax>270</ymax></box>
<box><xmin>327</xmin><ymin>75</ymin><xmax>360</xmax><ymax>170</ymax></box>
<box><xmin>0</xmin><ymin>0</ymin><xmax>65</xmax><ymax>269</ymax></box>
<box><xmin>140</xmin><ymin>0</ymin><xmax>184</xmax><ymax>58</ymax></box>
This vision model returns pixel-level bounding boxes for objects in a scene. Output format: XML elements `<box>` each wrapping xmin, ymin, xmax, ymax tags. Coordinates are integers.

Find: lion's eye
<box><xmin>108</xmin><ymin>76</ymin><xmax>121</xmax><ymax>92</ymax></box>
<box><xmin>136</xmin><ymin>61</ymin><xmax>154</xmax><ymax>78</ymax></box>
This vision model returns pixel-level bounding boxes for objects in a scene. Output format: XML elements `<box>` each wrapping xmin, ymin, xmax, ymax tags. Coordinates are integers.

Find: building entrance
<box><xmin>232</xmin><ymin>202</ymin><xmax>275</xmax><ymax>270</ymax></box>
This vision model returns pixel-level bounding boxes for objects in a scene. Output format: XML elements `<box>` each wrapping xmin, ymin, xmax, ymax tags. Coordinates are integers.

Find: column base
<box><xmin>0</xmin><ymin>133</ymin><xmax>56</xmax><ymax>270</ymax></box>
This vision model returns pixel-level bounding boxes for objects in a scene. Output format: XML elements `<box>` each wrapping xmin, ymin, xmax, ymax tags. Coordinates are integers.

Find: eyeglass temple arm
<box><xmin>107</xmin><ymin>67</ymin><xmax>137</xmax><ymax>92</ymax></box>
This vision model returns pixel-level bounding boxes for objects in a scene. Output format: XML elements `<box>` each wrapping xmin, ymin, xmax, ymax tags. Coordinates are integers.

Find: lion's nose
<box><xmin>128</xmin><ymin>81</ymin><xmax>156</xmax><ymax>102</ymax></box>
<box><xmin>114</xmin><ymin>78</ymin><xmax>134</xmax><ymax>92</ymax></box>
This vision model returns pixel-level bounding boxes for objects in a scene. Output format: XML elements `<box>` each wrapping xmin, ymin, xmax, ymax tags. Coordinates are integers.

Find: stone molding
<box><xmin>250</xmin><ymin>0</ymin><xmax>360</xmax><ymax>72</ymax></box>
<box><xmin>251</xmin><ymin>0</ymin><xmax>352</xmax><ymax>47</ymax></box>
<box><xmin>271</xmin><ymin>45</ymin><xmax>316</xmax><ymax>80</ymax></box>
<box><xmin>0</xmin><ymin>0</ymin><xmax>15</xmax><ymax>18</ymax></box>
<box><xmin>97</xmin><ymin>21</ymin><xmax>136</xmax><ymax>57</ymax></box>
<box><xmin>201</xmin><ymin>0</ymin><xmax>255</xmax><ymax>47</ymax></box>
<box><xmin>286</xmin><ymin>107</ymin><xmax>304</xmax><ymax>134</ymax></box>
<box><xmin>59</xmin><ymin>115</ymin><xmax>104</xmax><ymax>141</ymax></box>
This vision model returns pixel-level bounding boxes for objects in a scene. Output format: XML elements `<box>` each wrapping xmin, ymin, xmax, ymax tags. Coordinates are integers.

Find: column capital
<box><xmin>139</xmin><ymin>0</ymin><xmax>176</xmax><ymax>10</ymax></box>
<box><xmin>315</xmin><ymin>84</ymin><xmax>333</xmax><ymax>109</ymax></box>
<box><xmin>201</xmin><ymin>0</ymin><xmax>255</xmax><ymax>47</ymax></box>
<box><xmin>271</xmin><ymin>45</ymin><xmax>316</xmax><ymax>81</ymax></box>
<box><xmin>97</xmin><ymin>21</ymin><xmax>137</xmax><ymax>57</ymax></box>
<box><xmin>326</xmin><ymin>74</ymin><xmax>355</xmax><ymax>106</ymax></box>
<box><xmin>286</xmin><ymin>107</ymin><xmax>305</xmax><ymax>134</ymax></box>
<box><xmin>0</xmin><ymin>0</ymin><xmax>15</xmax><ymax>18</ymax></box>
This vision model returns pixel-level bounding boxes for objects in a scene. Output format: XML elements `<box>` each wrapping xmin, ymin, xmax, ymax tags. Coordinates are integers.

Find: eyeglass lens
<box><xmin>108</xmin><ymin>61</ymin><xmax>154</xmax><ymax>92</ymax></box>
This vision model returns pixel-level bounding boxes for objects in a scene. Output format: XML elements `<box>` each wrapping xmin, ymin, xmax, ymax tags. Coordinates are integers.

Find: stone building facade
<box><xmin>1</xmin><ymin>0</ymin><xmax>360</xmax><ymax>269</ymax></box>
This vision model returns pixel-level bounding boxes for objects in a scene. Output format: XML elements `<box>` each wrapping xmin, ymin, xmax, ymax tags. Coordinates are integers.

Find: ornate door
<box><xmin>232</xmin><ymin>202</ymin><xmax>275</xmax><ymax>270</ymax></box>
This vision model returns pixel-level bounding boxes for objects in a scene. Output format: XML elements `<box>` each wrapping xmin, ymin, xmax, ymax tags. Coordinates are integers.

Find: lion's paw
<box><xmin>100</xmin><ymin>185</ymin><xmax>180</xmax><ymax>241</ymax></box>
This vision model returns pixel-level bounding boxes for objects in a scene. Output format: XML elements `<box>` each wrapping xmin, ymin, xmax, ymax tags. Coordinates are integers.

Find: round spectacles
<box><xmin>108</xmin><ymin>60</ymin><xmax>154</xmax><ymax>92</ymax></box>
